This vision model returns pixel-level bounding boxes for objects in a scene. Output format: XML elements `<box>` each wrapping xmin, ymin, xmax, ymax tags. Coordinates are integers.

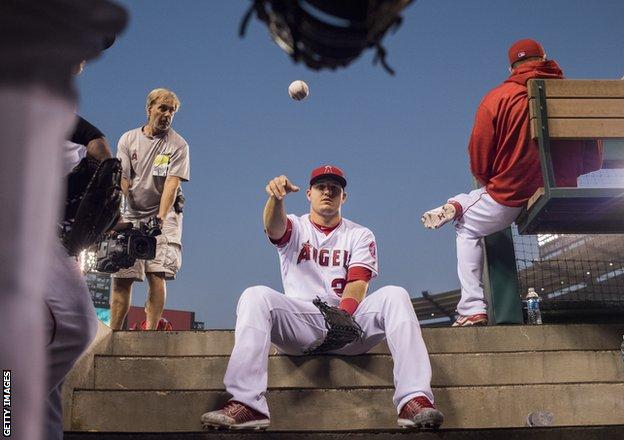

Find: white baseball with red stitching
<box><xmin>288</xmin><ymin>80</ymin><xmax>309</xmax><ymax>101</ymax></box>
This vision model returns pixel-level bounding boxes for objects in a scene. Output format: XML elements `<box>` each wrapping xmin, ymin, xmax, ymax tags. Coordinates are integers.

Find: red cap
<box><xmin>508</xmin><ymin>39</ymin><xmax>545</xmax><ymax>66</ymax></box>
<box><xmin>310</xmin><ymin>165</ymin><xmax>347</xmax><ymax>188</ymax></box>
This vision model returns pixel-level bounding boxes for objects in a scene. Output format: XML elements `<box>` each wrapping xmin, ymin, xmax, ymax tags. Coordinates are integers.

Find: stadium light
<box><xmin>78</xmin><ymin>249</ymin><xmax>98</xmax><ymax>273</ymax></box>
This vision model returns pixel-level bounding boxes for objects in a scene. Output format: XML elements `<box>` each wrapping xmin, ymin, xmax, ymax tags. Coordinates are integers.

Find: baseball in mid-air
<box><xmin>288</xmin><ymin>80</ymin><xmax>310</xmax><ymax>101</ymax></box>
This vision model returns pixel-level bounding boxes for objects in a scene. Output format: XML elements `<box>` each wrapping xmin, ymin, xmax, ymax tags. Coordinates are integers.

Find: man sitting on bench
<box><xmin>420</xmin><ymin>38</ymin><xmax>602</xmax><ymax>327</ymax></box>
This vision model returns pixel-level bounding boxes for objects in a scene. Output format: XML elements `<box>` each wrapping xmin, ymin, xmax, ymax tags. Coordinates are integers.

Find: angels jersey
<box><xmin>272</xmin><ymin>214</ymin><xmax>378</xmax><ymax>305</ymax></box>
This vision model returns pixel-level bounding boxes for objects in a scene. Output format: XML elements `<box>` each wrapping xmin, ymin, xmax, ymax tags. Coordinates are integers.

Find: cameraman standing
<box><xmin>111</xmin><ymin>88</ymin><xmax>190</xmax><ymax>330</ymax></box>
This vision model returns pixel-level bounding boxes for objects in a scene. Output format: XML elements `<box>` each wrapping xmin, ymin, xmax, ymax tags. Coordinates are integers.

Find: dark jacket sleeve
<box><xmin>70</xmin><ymin>116</ymin><xmax>104</xmax><ymax>145</ymax></box>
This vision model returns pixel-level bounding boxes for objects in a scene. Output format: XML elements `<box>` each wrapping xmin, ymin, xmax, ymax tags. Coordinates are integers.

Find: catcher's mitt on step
<box><xmin>304</xmin><ymin>297</ymin><xmax>363</xmax><ymax>355</ymax></box>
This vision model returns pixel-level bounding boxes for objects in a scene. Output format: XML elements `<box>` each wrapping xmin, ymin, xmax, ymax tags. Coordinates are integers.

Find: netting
<box><xmin>513</xmin><ymin>167</ymin><xmax>624</xmax><ymax>312</ymax></box>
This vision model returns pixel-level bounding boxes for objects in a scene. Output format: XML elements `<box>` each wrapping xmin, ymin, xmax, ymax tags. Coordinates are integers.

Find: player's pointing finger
<box><xmin>287</xmin><ymin>181</ymin><xmax>300</xmax><ymax>193</ymax></box>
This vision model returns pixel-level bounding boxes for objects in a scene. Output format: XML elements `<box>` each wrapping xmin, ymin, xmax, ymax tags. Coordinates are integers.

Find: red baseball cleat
<box><xmin>129</xmin><ymin>321</ymin><xmax>144</xmax><ymax>331</ymax></box>
<box><xmin>397</xmin><ymin>395</ymin><xmax>444</xmax><ymax>430</ymax></box>
<box><xmin>156</xmin><ymin>318</ymin><xmax>173</xmax><ymax>331</ymax></box>
<box><xmin>452</xmin><ymin>313</ymin><xmax>488</xmax><ymax>327</ymax></box>
<box><xmin>130</xmin><ymin>318</ymin><xmax>173</xmax><ymax>331</ymax></box>
<box><xmin>201</xmin><ymin>400</ymin><xmax>270</xmax><ymax>430</ymax></box>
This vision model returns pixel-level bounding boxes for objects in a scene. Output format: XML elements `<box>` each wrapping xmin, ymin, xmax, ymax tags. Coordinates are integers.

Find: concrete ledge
<box><xmin>112</xmin><ymin>330</ymin><xmax>238</xmax><ymax>357</ymax></box>
<box><xmin>93</xmin><ymin>350</ymin><xmax>624</xmax><ymax>390</ymax></box>
<box><xmin>62</xmin><ymin>321</ymin><xmax>113</xmax><ymax>429</ymax></box>
<box><xmin>110</xmin><ymin>324</ymin><xmax>624</xmax><ymax>356</ymax></box>
<box><xmin>64</xmin><ymin>425</ymin><xmax>624</xmax><ymax>439</ymax></box>
<box><xmin>71</xmin><ymin>383</ymin><xmax>624</xmax><ymax>431</ymax></box>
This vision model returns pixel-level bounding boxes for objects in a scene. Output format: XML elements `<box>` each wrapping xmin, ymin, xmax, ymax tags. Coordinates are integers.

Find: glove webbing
<box><xmin>303</xmin><ymin>297</ymin><xmax>364</xmax><ymax>355</ymax></box>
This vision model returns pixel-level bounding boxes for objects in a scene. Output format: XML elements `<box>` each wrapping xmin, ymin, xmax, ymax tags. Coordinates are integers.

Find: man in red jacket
<box><xmin>421</xmin><ymin>39</ymin><xmax>603</xmax><ymax>327</ymax></box>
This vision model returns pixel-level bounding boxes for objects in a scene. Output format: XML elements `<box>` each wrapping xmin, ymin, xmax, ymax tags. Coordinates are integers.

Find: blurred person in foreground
<box><xmin>0</xmin><ymin>1</ymin><xmax>126</xmax><ymax>439</ymax></box>
<box><xmin>43</xmin><ymin>39</ymin><xmax>122</xmax><ymax>439</ymax></box>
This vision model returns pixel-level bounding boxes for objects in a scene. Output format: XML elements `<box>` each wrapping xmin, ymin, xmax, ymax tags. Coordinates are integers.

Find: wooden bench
<box><xmin>516</xmin><ymin>79</ymin><xmax>624</xmax><ymax>234</ymax></box>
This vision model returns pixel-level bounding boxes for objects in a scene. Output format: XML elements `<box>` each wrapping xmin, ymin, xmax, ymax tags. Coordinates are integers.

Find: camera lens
<box><xmin>128</xmin><ymin>235</ymin><xmax>156</xmax><ymax>260</ymax></box>
<box><xmin>130</xmin><ymin>237</ymin><xmax>150</xmax><ymax>258</ymax></box>
<box><xmin>134</xmin><ymin>240</ymin><xmax>147</xmax><ymax>255</ymax></box>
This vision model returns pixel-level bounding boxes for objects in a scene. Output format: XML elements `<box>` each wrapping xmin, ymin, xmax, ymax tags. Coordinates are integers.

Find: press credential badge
<box><xmin>152</xmin><ymin>154</ymin><xmax>170</xmax><ymax>177</ymax></box>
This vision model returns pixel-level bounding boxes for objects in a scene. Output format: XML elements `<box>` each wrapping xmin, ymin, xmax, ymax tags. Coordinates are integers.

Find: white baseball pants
<box><xmin>223</xmin><ymin>285</ymin><xmax>434</xmax><ymax>417</ymax></box>
<box><xmin>450</xmin><ymin>187</ymin><xmax>523</xmax><ymax>316</ymax></box>
<box><xmin>0</xmin><ymin>86</ymin><xmax>74</xmax><ymax>440</ymax></box>
<box><xmin>43</xmin><ymin>241</ymin><xmax>98</xmax><ymax>440</ymax></box>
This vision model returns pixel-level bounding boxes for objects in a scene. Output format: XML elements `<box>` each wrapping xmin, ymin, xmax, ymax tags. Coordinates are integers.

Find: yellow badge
<box><xmin>152</xmin><ymin>154</ymin><xmax>170</xmax><ymax>176</ymax></box>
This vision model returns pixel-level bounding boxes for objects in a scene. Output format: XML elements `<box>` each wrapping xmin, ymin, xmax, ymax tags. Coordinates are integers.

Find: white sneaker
<box><xmin>421</xmin><ymin>204</ymin><xmax>456</xmax><ymax>229</ymax></box>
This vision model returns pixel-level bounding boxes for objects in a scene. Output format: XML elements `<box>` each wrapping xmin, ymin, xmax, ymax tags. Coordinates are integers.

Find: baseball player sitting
<box><xmin>421</xmin><ymin>39</ymin><xmax>603</xmax><ymax>327</ymax></box>
<box><xmin>201</xmin><ymin>165</ymin><xmax>443</xmax><ymax>431</ymax></box>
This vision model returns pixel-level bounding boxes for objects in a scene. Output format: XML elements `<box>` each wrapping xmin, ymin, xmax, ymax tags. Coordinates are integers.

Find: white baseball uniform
<box><xmin>223</xmin><ymin>213</ymin><xmax>434</xmax><ymax>417</ymax></box>
<box><xmin>44</xmin><ymin>115</ymin><xmax>103</xmax><ymax>440</ymax></box>
<box><xmin>449</xmin><ymin>188</ymin><xmax>522</xmax><ymax>316</ymax></box>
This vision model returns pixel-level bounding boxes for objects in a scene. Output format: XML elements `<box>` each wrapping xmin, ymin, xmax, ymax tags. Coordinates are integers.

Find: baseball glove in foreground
<box><xmin>304</xmin><ymin>297</ymin><xmax>363</xmax><ymax>354</ymax></box>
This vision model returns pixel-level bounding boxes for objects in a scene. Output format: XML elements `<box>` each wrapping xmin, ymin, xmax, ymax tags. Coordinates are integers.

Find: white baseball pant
<box><xmin>223</xmin><ymin>285</ymin><xmax>433</xmax><ymax>417</ymax></box>
<box><xmin>450</xmin><ymin>187</ymin><xmax>523</xmax><ymax>316</ymax></box>
<box><xmin>43</xmin><ymin>241</ymin><xmax>98</xmax><ymax>440</ymax></box>
<box><xmin>0</xmin><ymin>86</ymin><xmax>75</xmax><ymax>440</ymax></box>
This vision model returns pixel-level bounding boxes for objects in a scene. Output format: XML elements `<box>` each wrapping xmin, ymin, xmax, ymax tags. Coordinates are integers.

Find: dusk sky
<box><xmin>77</xmin><ymin>0</ymin><xmax>624</xmax><ymax>328</ymax></box>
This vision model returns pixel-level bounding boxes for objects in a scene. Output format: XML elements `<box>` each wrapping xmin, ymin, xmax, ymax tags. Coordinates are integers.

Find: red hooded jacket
<box><xmin>468</xmin><ymin>60</ymin><xmax>603</xmax><ymax>207</ymax></box>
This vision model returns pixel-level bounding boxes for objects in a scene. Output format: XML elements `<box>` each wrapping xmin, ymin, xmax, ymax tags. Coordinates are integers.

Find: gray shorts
<box><xmin>112</xmin><ymin>235</ymin><xmax>182</xmax><ymax>281</ymax></box>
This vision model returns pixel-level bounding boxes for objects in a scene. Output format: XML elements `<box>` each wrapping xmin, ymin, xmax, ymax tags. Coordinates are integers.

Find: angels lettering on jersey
<box><xmin>296</xmin><ymin>241</ymin><xmax>350</xmax><ymax>268</ymax></box>
<box><xmin>270</xmin><ymin>214</ymin><xmax>378</xmax><ymax>305</ymax></box>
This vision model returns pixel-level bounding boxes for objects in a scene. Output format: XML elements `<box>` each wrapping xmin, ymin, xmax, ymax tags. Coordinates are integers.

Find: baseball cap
<box><xmin>310</xmin><ymin>165</ymin><xmax>347</xmax><ymax>188</ymax></box>
<box><xmin>508</xmin><ymin>39</ymin><xmax>545</xmax><ymax>66</ymax></box>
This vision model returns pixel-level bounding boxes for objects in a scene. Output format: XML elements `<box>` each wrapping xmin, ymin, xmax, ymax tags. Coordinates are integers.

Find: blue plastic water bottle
<box><xmin>526</xmin><ymin>288</ymin><xmax>542</xmax><ymax>325</ymax></box>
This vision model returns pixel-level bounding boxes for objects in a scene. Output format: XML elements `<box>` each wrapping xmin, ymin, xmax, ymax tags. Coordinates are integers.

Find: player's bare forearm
<box><xmin>158</xmin><ymin>175</ymin><xmax>181</xmax><ymax>220</ymax></box>
<box><xmin>263</xmin><ymin>196</ymin><xmax>287</xmax><ymax>240</ymax></box>
<box><xmin>86</xmin><ymin>137</ymin><xmax>113</xmax><ymax>162</ymax></box>
<box><xmin>263</xmin><ymin>175</ymin><xmax>299</xmax><ymax>239</ymax></box>
<box><xmin>120</xmin><ymin>177</ymin><xmax>130</xmax><ymax>197</ymax></box>
<box><xmin>342</xmin><ymin>280</ymin><xmax>368</xmax><ymax>303</ymax></box>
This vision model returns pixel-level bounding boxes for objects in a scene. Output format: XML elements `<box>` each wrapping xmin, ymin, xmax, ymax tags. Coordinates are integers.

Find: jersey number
<box><xmin>331</xmin><ymin>278</ymin><xmax>346</xmax><ymax>296</ymax></box>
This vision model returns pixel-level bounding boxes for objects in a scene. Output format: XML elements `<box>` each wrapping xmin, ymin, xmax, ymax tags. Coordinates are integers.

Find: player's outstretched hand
<box><xmin>266</xmin><ymin>175</ymin><xmax>300</xmax><ymax>200</ymax></box>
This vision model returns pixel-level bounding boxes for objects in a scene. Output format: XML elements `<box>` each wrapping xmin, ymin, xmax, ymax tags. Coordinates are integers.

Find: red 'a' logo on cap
<box><xmin>324</xmin><ymin>166</ymin><xmax>333</xmax><ymax>173</ymax></box>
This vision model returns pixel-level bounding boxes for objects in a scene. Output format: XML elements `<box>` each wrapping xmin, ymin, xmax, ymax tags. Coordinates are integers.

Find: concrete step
<box><xmin>110</xmin><ymin>324</ymin><xmax>624</xmax><ymax>356</ymax></box>
<box><xmin>71</xmin><ymin>383</ymin><xmax>624</xmax><ymax>431</ymax></box>
<box><xmin>94</xmin><ymin>350</ymin><xmax>624</xmax><ymax>390</ymax></box>
<box><xmin>64</xmin><ymin>425</ymin><xmax>624</xmax><ymax>440</ymax></box>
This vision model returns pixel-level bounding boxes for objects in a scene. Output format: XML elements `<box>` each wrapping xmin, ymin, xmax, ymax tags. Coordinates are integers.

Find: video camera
<box><xmin>95</xmin><ymin>216</ymin><xmax>162</xmax><ymax>273</ymax></box>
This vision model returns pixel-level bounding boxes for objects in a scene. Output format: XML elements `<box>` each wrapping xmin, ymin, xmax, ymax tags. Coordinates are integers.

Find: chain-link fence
<box><xmin>513</xmin><ymin>165</ymin><xmax>624</xmax><ymax>320</ymax></box>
